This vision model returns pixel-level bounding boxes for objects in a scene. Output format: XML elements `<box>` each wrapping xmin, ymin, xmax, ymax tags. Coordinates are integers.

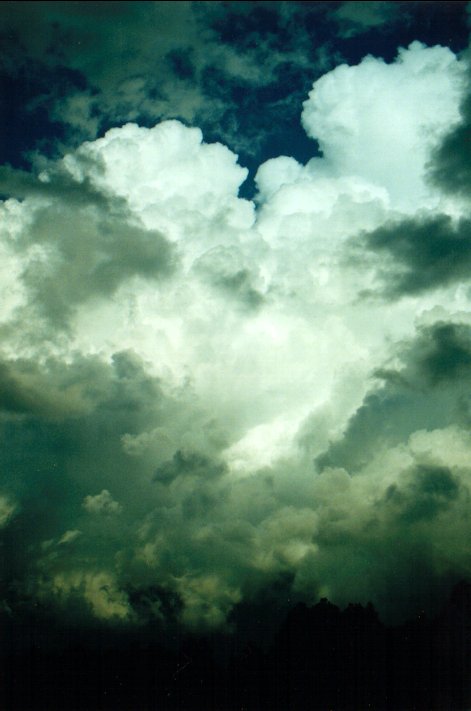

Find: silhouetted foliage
<box><xmin>2</xmin><ymin>581</ymin><xmax>471</xmax><ymax>709</ymax></box>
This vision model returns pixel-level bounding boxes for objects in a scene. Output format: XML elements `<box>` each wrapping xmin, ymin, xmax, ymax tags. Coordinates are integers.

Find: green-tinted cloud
<box><xmin>429</xmin><ymin>80</ymin><xmax>471</xmax><ymax>197</ymax></box>
<box><xmin>317</xmin><ymin>321</ymin><xmax>471</xmax><ymax>473</ymax></box>
<box><xmin>194</xmin><ymin>246</ymin><xmax>265</xmax><ymax>310</ymax></box>
<box><xmin>382</xmin><ymin>464</ymin><xmax>460</xmax><ymax>524</ymax></box>
<box><xmin>13</xmin><ymin>202</ymin><xmax>176</xmax><ymax>329</ymax></box>
<box><xmin>359</xmin><ymin>214</ymin><xmax>471</xmax><ymax>297</ymax></box>
<box><xmin>333</xmin><ymin>1</ymin><xmax>402</xmax><ymax>38</ymax></box>
<box><xmin>2</xmin><ymin>32</ymin><xmax>471</xmax><ymax>640</ymax></box>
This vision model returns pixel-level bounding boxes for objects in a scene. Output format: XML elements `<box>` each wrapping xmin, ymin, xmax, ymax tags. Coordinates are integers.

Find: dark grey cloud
<box><xmin>0</xmin><ymin>160</ymin><xmax>179</xmax><ymax>335</ymax></box>
<box><xmin>412</xmin><ymin>321</ymin><xmax>471</xmax><ymax>385</ymax></box>
<box><xmin>0</xmin><ymin>348</ymin><xmax>232</xmax><ymax>624</ymax></box>
<box><xmin>13</xmin><ymin>201</ymin><xmax>176</xmax><ymax>329</ymax></box>
<box><xmin>0</xmin><ymin>162</ymin><xmax>112</xmax><ymax>206</ymax></box>
<box><xmin>428</xmin><ymin>68</ymin><xmax>471</xmax><ymax>197</ymax></box>
<box><xmin>0</xmin><ymin>349</ymin><xmax>165</xmax><ymax>591</ymax></box>
<box><xmin>194</xmin><ymin>246</ymin><xmax>265</xmax><ymax>310</ymax></box>
<box><xmin>381</xmin><ymin>464</ymin><xmax>460</xmax><ymax>524</ymax></box>
<box><xmin>0</xmin><ymin>346</ymin><xmax>250</xmax><ymax>629</ymax></box>
<box><xmin>317</xmin><ymin>320</ymin><xmax>471</xmax><ymax>473</ymax></box>
<box><xmin>3</xmin><ymin>316</ymin><xmax>471</xmax><ymax>634</ymax></box>
<box><xmin>154</xmin><ymin>449</ymin><xmax>226</xmax><ymax>485</ymax></box>
<box><xmin>357</xmin><ymin>213</ymin><xmax>471</xmax><ymax>297</ymax></box>
<box><xmin>295</xmin><ymin>316</ymin><xmax>471</xmax><ymax>620</ymax></box>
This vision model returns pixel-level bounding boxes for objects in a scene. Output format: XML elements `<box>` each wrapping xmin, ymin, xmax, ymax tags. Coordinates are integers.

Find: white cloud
<box><xmin>61</xmin><ymin>121</ymin><xmax>254</xmax><ymax>264</ymax></box>
<box><xmin>301</xmin><ymin>42</ymin><xmax>465</xmax><ymax>210</ymax></box>
<box><xmin>83</xmin><ymin>490</ymin><xmax>122</xmax><ymax>515</ymax></box>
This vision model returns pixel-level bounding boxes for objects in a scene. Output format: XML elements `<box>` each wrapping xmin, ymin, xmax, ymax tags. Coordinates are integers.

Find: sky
<box><xmin>1</xmin><ymin>0</ymin><xmax>471</xmax><ymax>643</ymax></box>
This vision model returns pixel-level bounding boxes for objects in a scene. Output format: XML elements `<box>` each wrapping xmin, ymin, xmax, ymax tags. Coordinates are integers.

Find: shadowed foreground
<box><xmin>3</xmin><ymin>581</ymin><xmax>471</xmax><ymax>710</ymax></box>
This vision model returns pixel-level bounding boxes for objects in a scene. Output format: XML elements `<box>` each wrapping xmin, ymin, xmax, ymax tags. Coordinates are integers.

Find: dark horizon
<box><xmin>4</xmin><ymin>579</ymin><xmax>471</xmax><ymax>709</ymax></box>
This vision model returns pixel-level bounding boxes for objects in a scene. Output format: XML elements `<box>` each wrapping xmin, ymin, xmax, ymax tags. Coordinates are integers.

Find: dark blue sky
<box><xmin>1</xmin><ymin>1</ymin><xmax>469</xmax><ymax>196</ymax></box>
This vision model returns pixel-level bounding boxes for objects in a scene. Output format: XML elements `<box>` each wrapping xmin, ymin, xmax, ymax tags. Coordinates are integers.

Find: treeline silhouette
<box><xmin>3</xmin><ymin>581</ymin><xmax>471</xmax><ymax>710</ymax></box>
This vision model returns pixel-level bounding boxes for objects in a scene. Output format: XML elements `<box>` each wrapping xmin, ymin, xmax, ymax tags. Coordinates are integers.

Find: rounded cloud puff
<box><xmin>301</xmin><ymin>42</ymin><xmax>465</xmax><ymax>209</ymax></box>
<box><xmin>64</xmin><ymin>120</ymin><xmax>255</xmax><ymax>242</ymax></box>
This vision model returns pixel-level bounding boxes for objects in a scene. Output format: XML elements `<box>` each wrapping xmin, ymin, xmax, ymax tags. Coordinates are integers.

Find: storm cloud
<box><xmin>2</xmin><ymin>5</ymin><xmax>471</xmax><ymax>652</ymax></box>
<box><xmin>359</xmin><ymin>214</ymin><xmax>471</xmax><ymax>296</ymax></box>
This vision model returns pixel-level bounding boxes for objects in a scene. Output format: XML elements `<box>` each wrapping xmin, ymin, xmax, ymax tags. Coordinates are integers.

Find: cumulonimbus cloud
<box><xmin>1</xmin><ymin>41</ymin><xmax>471</xmax><ymax>632</ymax></box>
